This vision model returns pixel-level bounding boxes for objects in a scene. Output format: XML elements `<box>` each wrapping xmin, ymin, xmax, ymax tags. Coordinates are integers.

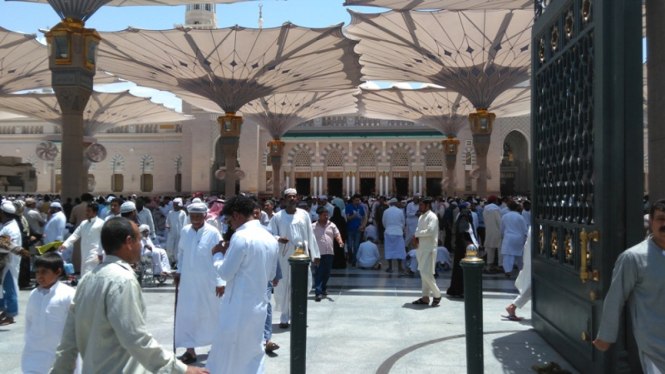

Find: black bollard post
<box><xmin>289</xmin><ymin>241</ymin><xmax>311</xmax><ymax>374</ymax></box>
<box><xmin>460</xmin><ymin>244</ymin><xmax>485</xmax><ymax>374</ymax></box>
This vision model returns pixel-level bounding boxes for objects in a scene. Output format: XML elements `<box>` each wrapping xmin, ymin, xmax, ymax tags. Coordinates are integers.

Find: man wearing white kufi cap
<box><xmin>43</xmin><ymin>202</ymin><xmax>67</xmax><ymax>245</ymax></box>
<box><xmin>173</xmin><ymin>201</ymin><xmax>223</xmax><ymax>364</ymax></box>
<box><xmin>59</xmin><ymin>201</ymin><xmax>104</xmax><ymax>277</ymax></box>
<box><xmin>138</xmin><ymin>224</ymin><xmax>171</xmax><ymax>277</ymax></box>
<box><xmin>269</xmin><ymin>188</ymin><xmax>320</xmax><ymax>328</ymax></box>
<box><xmin>165</xmin><ymin>198</ymin><xmax>187</xmax><ymax>265</ymax></box>
<box><xmin>0</xmin><ymin>200</ymin><xmax>23</xmax><ymax>325</ymax></box>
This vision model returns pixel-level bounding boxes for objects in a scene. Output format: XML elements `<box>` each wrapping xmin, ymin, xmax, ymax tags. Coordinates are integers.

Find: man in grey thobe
<box><xmin>594</xmin><ymin>199</ymin><xmax>665</xmax><ymax>374</ymax></box>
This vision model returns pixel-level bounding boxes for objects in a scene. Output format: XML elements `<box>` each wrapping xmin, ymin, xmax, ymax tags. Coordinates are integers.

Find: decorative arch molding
<box><xmin>320</xmin><ymin>142</ymin><xmax>348</xmax><ymax>164</ymax></box>
<box><xmin>286</xmin><ymin>143</ymin><xmax>315</xmax><ymax>164</ymax></box>
<box><xmin>421</xmin><ymin>141</ymin><xmax>444</xmax><ymax>155</ymax></box>
<box><xmin>388</xmin><ymin>142</ymin><xmax>416</xmax><ymax>164</ymax></box>
<box><xmin>352</xmin><ymin>142</ymin><xmax>381</xmax><ymax>163</ymax></box>
<box><xmin>110</xmin><ymin>154</ymin><xmax>125</xmax><ymax>172</ymax></box>
<box><xmin>140</xmin><ymin>155</ymin><xmax>155</xmax><ymax>173</ymax></box>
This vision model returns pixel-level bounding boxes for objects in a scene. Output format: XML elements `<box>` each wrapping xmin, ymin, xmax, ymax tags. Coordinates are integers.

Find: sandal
<box><xmin>0</xmin><ymin>317</ymin><xmax>15</xmax><ymax>326</ymax></box>
<box><xmin>501</xmin><ymin>314</ymin><xmax>523</xmax><ymax>321</ymax></box>
<box><xmin>178</xmin><ymin>352</ymin><xmax>197</xmax><ymax>364</ymax></box>
<box><xmin>279</xmin><ymin>322</ymin><xmax>290</xmax><ymax>329</ymax></box>
<box><xmin>412</xmin><ymin>298</ymin><xmax>429</xmax><ymax>305</ymax></box>
<box><xmin>431</xmin><ymin>297</ymin><xmax>442</xmax><ymax>307</ymax></box>
<box><xmin>265</xmin><ymin>341</ymin><xmax>280</xmax><ymax>353</ymax></box>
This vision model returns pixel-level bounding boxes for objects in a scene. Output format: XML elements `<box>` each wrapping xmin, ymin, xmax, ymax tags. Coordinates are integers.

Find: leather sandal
<box><xmin>178</xmin><ymin>352</ymin><xmax>197</xmax><ymax>364</ymax></box>
<box><xmin>412</xmin><ymin>298</ymin><xmax>428</xmax><ymax>305</ymax></box>
<box><xmin>431</xmin><ymin>297</ymin><xmax>442</xmax><ymax>307</ymax></box>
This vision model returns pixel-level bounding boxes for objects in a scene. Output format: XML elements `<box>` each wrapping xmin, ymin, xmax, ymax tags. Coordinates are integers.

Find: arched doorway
<box><xmin>211</xmin><ymin>137</ymin><xmax>240</xmax><ymax>195</ymax></box>
<box><xmin>500</xmin><ymin>131</ymin><xmax>530</xmax><ymax>196</ymax></box>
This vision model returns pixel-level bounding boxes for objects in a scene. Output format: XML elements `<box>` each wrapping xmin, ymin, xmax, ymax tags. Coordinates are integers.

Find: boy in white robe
<box><xmin>206</xmin><ymin>195</ymin><xmax>278</xmax><ymax>374</ymax></box>
<box><xmin>22</xmin><ymin>252</ymin><xmax>77</xmax><ymax>374</ymax></box>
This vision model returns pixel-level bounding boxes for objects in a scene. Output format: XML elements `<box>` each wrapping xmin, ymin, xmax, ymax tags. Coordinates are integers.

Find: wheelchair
<box><xmin>135</xmin><ymin>253</ymin><xmax>167</xmax><ymax>287</ymax></box>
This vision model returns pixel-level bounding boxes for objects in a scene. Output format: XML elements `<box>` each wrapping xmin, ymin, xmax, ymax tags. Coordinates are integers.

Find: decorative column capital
<box><xmin>267</xmin><ymin>139</ymin><xmax>286</xmax><ymax>157</ymax></box>
<box><xmin>443</xmin><ymin>137</ymin><xmax>461</xmax><ymax>155</ymax></box>
<box><xmin>468</xmin><ymin>109</ymin><xmax>496</xmax><ymax>135</ymax></box>
<box><xmin>218</xmin><ymin>112</ymin><xmax>243</xmax><ymax>138</ymax></box>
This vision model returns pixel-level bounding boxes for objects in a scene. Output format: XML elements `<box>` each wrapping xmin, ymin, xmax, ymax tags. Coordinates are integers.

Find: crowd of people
<box><xmin>0</xmin><ymin>189</ymin><xmax>662</xmax><ymax>374</ymax></box>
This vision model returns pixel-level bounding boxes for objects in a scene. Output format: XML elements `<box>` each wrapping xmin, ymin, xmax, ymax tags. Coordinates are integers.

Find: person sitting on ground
<box><xmin>404</xmin><ymin>249</ymin><xmax>418</xmax><ymax>276</ymax></box>
<box><xmin>363</xmin><ymin>222</ymin><xmax>378</xmax><ymax>243</ymax></box>
<box><xmin>356</xmin><ymin>236</ymin><xmax>381</xmax><ymax>270</ymax></box>
<box><xmin>436</xmin><ymin>243</ymin><xmax>452</xmax><ymax>271</ymax></box>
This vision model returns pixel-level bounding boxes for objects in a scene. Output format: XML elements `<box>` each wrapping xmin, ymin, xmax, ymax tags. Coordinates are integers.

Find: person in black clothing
<box><xmin>13</xmin><ymin>200</ymin><xmax>36</xmax><ymax>289</ymax></box>
<box><xmin>330</xmin><ymin>207</ymin><xmax>348</xmax><ymax>269</ymax></box>
<box><xmin>62</xmin><ymin>198</ymin><xmax>73</xmax><ymax>222</ymax></box>
<box><xmin>442</xmin><ymin>203</ymin><xmax>455</xmax><ymax>250</ymax></box>
<box><xmin>446</xmin><ymin>202</ymin><xmax>477</xmax><ymax>298</ymax></box>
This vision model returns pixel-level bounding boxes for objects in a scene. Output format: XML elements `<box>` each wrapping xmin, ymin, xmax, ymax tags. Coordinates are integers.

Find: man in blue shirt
<box><xmin>345</xmin><ymin>194</ymin><xmax>367</xmax><ymax>267</ymax></box>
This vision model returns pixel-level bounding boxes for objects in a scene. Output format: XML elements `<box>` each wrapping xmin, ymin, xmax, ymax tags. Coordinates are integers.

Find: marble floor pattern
<box><xmin>0</xmin><ymin>256</ymin><xmax>579</xmax><ymax>374</ymax></box>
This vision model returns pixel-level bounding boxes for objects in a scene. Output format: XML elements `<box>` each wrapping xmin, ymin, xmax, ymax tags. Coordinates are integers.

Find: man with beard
<box><xmin>173</xmin><ymin>202</ymin><xmax>223</xmax><ymax>364</ymax></box>
<box><xmin>269</xmin><ymin>189</ymin><xmax>320</xmax><ymax>328</ymax></box>
<box><xmin>411</xmin><ymin>197</ymin><xmax>442</xmax><ymax>307</ymax></box>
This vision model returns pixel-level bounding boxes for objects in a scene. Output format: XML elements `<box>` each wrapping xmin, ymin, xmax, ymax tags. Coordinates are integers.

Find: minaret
<box><xmin>183</xmin><ymin>4</ymin><xmax>217</xmax><ymax>29</ymax></box>
<box><xmin>258</xmin><ymin>4</ymin><xmax>264</xmax><ymax>29</ymax></box>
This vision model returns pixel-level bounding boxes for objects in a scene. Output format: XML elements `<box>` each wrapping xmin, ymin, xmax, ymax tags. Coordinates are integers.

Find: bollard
<box><xmin>460</xmin><ymin>244</ymin><xmax>485</xmax><ymax>374</ymax></box>
<box><xmin>289</xmin><ymin>241</ymin><xmax>311</xmax><ymax>374</ymax></box>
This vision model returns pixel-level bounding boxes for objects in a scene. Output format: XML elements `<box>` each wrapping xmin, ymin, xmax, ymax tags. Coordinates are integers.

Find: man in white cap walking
<box><xmin>0</xmin><ymin>200</ymin><xmax>24</xmax><ymax>325</ymax></box>
<box><xmin>165</xmin><ymin>198</ymin><xmax>187</xmax><ymax>265</ymax></box>
<box><xmin>269</xmin><ymin>188</ymin><xmax>320</xmax><ymax>328</ymax></box>
<box><xmin>174</xmin><ymin>201</ymin><xmax>223</xmax><ymax>364</ymax></box>
<box><xmin>43</xmin><ymin>202</ymin><xmax>66</xmax><ymax>244</ymax></box>
<box><xmin>59</xmin><ymin>202</ymin><xmax>105</xmax><ymax>277</ymax></box>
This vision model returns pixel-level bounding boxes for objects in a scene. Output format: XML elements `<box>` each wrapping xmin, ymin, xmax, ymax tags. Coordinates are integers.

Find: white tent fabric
<box><xmin>0</xmin><ymin>90</ymin><xmax>191</xmax><ymax>135</ymax></box>
<box><xmin>0</xmin><ymin>27</ymin><xmax>52</xmax><ymax>94</ymax></box>
<box><xmin>97</xmin><ymin>24</ymin><xmax>363</xmax><ymax>113</ymax></box>
<box><xmin>241</xmin><ymin>89</ymin><xmax>359</xmax><ymax>139</ymax></box>
<box><xmin>343</xmin><ymin>0</ymin><xmax>533</xmax><ymax>10</ymax></box>
<box><xmin>345</xmin><ymin>9</ymin><xmax>533</xmax><ymax>108</ymax></box>
<box><xmin>359</xmin><ymin>86</ymin><xmax>530</xmax><ymax>135</ymax></box>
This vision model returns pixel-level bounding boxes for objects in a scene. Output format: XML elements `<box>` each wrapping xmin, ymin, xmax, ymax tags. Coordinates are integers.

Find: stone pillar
<box><xmin>469</xmin><ymin>110</ymin><xmax>496</xmax><ymax>199</ymax></box>
<box><xmin>647</xmin><ymin>0</ymin><xmax>665</xmax><ymax>201</ymax></box>
<box><xmin>218</xmin><ymin>112</ymin><xmax>243</xmax><ymax>198</ymax></box>
<box><xmin>443</xmin><ymin>138</ymin><xmax>461</xmax><ymax>197</ymax></box>
<box><xmin>268</xmin><ymin>139</ymin><xmax>285</xmax><ymax>198</ymax></box>
<box><xmin>46</xmin><ymin>19</ymin><xmax>99</xmax><ymax>201</ymax></box>
<box><xmin>472</xmin><ymin>134</ymin><xmax>491</xmax><ymax>198</ymax></box>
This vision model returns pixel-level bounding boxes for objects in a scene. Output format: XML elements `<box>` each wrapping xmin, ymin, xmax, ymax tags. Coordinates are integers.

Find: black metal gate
<box><xmin>531</xmin><ymin>0</ymin><xmax>643</xmax><ymax>372</ymax></box>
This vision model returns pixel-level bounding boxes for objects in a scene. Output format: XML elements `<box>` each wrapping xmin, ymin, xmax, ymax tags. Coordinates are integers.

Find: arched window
<box><xmin>424</xmin><ymin>148</ymin><xmax>444</xmax><ymax>166</ymax></box>
<box><xmin>358</xmin><ymin>149</ymin><xmax>377</xmax><ymax>167</ymax></box>
<box><xmin>294</xmin><ymin>150</ymin><xmax>311</xmax><ymax>167</ymax></box>
<box><xmin>391</xmin><ymin>148</ymin><xmax>410</xmax><ymax>167</ymax></box>
<box><xmin>326</xmin><ymin>149</ymin><xmax>344</xmax><ymax>167</ymax></box>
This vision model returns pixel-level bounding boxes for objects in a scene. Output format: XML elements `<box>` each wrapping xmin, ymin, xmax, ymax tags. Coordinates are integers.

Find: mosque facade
<box><xmin>0</xmin><ymin>106</ymin><xmax>532</xmax><ymax>197</ymax></box>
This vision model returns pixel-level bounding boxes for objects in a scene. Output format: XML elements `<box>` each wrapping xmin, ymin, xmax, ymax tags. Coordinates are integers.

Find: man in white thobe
<box><xmin>206</xmin><ymin>195</ymin><xmax>278</xmax><ymax>374</ymax></box>
<box><xmin>500</xmin><ymin>202</ymin><xmax>528</xmax><ymax>277</ymax></box>
<box><xmin>139</xmin><ymin>224</ymin><xmax>171</xmax><ymax>276</ymax></box>
<box><xmin>43</xmin><ymin>202</ymin><xmax>66</xmax><ymax>244</ymax></box>
<box><xmin>166</xmin><ymin>198</ymin><xmax>187</xmax><ymax>264</ymax></box>
<box><xmin>411</xmin><ymin>197</ymin><xmax>442</xmax><ymax>307</ymax></box>
<box><xmin>136</xmin><ymin>199</ymin><xmax>157</xmax><ymax>242</ymax></box>
<box><xmin>383</xmin><ymin>198</ymin><xmax>406</xmax><ymax>273</ymax></box>
<box><xmin>505</xmin><ymin>227</ymin><xmax>532</xmax><ymax>320</ymax></box>
<box><xmin>483</xmin><ymin>195</ymin><xmax>503</xmax><ymax>273</ymax></box>
<box><xmin>104</xmin><ymin>198</ymin><xmax>122</xmax><ymax>222</ymax></box>
<box><xmin>269</xmin><ymin>188</ymin><xmax>320</xmax><ymax>328</ymax></box>
<box><xmin>405</xmin><ymin>196</ymin><xmax>420</xmax><ymax>248</ymax></box>
<box><xmin>59</xmin><ymin>202</ymin><xmax>104</xmax><ymax>276</ymax></box>
<box><xmin>0</xmin><ymin>201</ymin><xmax>24</xmax><ymax>326</ymax></box>
<box><xmin>173</xmin><ymin>202</ymin><xmax>223</xmax><ymax>364</ymax></box>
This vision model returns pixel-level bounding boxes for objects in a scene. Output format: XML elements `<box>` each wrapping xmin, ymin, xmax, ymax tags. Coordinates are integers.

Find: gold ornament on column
<box><xmin>218</xmin><ymin>112</ymin><xmax>243</xmax><ymax>137</ymax></box>
<box><xmin>468</xmin><ymin>109</ymin><xmax>496</xmax><ymax>135</ymax></box>
<box><xmin>45</xmin><ymin>18</ymin><xmax>100</xmax><ymax>69</ymax></box>
<box><xmin>443</xmin><ymin>137</ymin><xmax>461</xmax><ymax>155</ymax></box>
<box><xmin>267</xmin><ymin>139</ymin><xmax>285</xmax><ymax>157</ymax></box>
